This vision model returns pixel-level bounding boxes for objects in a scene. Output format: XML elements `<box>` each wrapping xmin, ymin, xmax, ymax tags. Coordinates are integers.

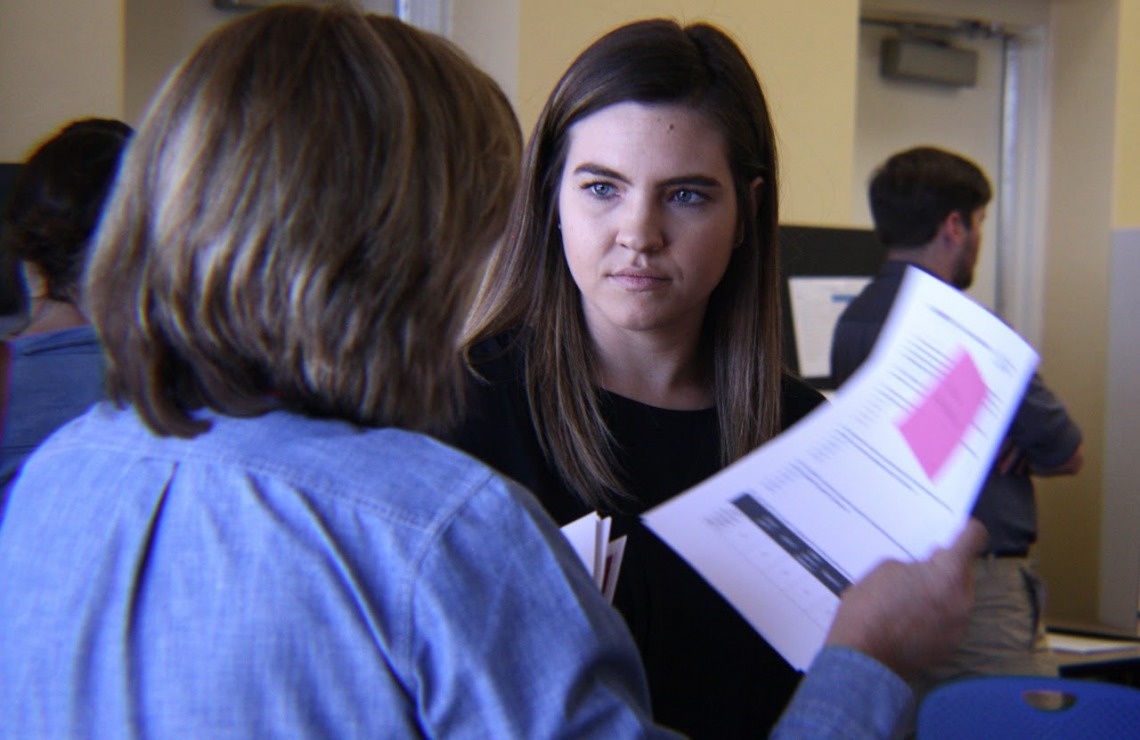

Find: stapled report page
<box><xmin>643</xmin><ymin>266</ymin><xmax>1039</xmax><ymax>670</ymax></box>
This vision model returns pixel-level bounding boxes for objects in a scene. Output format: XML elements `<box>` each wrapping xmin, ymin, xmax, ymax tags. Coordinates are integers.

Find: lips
<box><xmin>610</xmin><ymin>269</ymin><xmax>669</xmax><ymax>290</ymax></box>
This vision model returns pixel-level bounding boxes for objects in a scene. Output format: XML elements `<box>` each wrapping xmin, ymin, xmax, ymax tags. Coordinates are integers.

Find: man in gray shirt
<box><xmin>831</xmin><ymin>145</ymin><xmax>1084</xmax><ymax>706</ymax></box>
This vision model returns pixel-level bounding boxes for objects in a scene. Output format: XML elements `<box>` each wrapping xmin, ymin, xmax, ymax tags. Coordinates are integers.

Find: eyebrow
<box><xmin>570</xmin><ymin>163</ymin><xmax>725</xmax><ymax>189</ymax></box>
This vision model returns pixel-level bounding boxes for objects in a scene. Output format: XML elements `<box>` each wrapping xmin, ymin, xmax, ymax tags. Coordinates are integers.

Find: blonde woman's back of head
<box><xmin>86</xmin><ymin>3</ymin><xmax>521</xmax><ymax>438</ymax></box>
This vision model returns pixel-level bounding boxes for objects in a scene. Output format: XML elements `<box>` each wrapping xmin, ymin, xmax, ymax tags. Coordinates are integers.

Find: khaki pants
<box><xmin>895</xmin><ymin>556</ymin><xmax>1057</xmax><ymax>737</ymax></box>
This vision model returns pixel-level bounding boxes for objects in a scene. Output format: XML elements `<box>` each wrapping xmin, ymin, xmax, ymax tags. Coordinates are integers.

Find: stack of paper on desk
<box><xmin>644</xmin><ymin>267</ymin><xmax>1039</xmax><ymax>671</ymax></box>
<box><xmin>1047</xmin><ymin>633</ymin><xmax>1140</xmax><ymax>654</ymax></box>
<box><xmin>561</xmin><ymin>513</ymin><xmax>626</xmax><ymax>604</ymax></box>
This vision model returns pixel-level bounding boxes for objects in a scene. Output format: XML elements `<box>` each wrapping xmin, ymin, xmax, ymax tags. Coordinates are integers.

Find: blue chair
<box><xmin>917</xmin><ymin>675</ymin><xmax>1140</xmax><ymax>738</ymax></box>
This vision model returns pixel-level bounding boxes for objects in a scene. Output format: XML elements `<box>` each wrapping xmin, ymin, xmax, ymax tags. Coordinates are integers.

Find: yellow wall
<box><xmin>517</xmin><ymin>0</ymin><xmax>861</xmax><ymax>225</ymax></box>
<box><xmin>0</xmin><ymin>0</ymin><xmax>124</xmax><ymax>160</ymax></box>
<box><xmin>1114</xmin><ymin>0</ymin><xmax>1140</xmax><ymax>227</ymax></box>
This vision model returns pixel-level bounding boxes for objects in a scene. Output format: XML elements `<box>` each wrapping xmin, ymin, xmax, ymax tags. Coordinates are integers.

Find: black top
<box><xmin>447</xmin><ymin>332</ymin><xmax>826</xmax><ymax>739</ymax></box>
<box><xmin>830</xmin><ymin>260</ymin><xmax>1084</xmax><ymax>553</ymax></box>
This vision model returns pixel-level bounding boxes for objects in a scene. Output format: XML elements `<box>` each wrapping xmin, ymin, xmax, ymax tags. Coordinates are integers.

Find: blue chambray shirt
<box><xmin>0</xmin><ymin>404</ymin><xmax>667</xmax><ymax>738</ymax></box>
<box><xmin>1</xmin><ymin>325</ymin><xmax>106</xmax><ymax>494</ymax></box>
<box><xmin>0</xmin><ymin>403</ymin><xmax>908</xmax><ymax>738</ymax></box>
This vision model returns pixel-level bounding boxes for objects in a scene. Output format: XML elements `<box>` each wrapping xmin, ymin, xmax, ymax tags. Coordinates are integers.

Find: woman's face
<box><xmin>557</xmin><ymin>101</ymin><xmax>739</xmax><ymax>346</ymax></box>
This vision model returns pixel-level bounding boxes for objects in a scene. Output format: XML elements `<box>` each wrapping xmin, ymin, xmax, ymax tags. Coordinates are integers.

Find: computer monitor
<box><xmin>0</xmin><ymin>163</ymin><xmax>28</xmax><ymax>320</ymax></box>
<box><xmin>779</xmin><ymin>224</ymin><xmax>885</xmax><ymax>390</ymax></box>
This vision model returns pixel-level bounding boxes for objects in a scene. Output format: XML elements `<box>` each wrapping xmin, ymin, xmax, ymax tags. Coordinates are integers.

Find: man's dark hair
<box><xmin>868</xmin><ymin>146</ymin><xmax>992</xmax><ymax>248</ymax></box>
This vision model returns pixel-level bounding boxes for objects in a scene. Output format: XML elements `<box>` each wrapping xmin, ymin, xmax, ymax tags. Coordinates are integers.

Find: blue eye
<box><xmin>672</xmin><ymin>188</ymin><xmax>707</xmax><ymax>205</ymax></box>
<box><xmin>587</xmin><ymin>182</ymin><xmax>616</xmax><ymax>198</ymax></box>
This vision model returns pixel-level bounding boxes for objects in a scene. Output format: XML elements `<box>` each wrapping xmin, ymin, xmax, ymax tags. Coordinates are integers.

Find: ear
<box><xmin>735</xmin><ymin>176</ymin><xmax>764</xmax><ymax>247</ymax></box>
<box><xmin>940</xmin><ymin>210</ymin><xmax>967</xmax><ymax>245</ymax></box>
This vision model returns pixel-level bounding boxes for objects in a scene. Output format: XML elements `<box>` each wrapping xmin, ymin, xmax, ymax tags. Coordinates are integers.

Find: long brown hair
<box><xmin>463</xmin><ymin>19</ymin><xmax>784</xmax><ymax>510</ymax></box>
<box><xmin>86</xmin><ymin>4</ymin><xmax>521</xmax><ymax>437</ymax></box>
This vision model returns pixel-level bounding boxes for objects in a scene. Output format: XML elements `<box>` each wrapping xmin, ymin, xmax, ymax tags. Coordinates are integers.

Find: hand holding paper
<box><xmin>643</xmin><ymin>267</ymin><xmax>1038</xmax><ymax>670</ymax></box>
<box><xmin>827</xmin><ymin>519</ymin><xmax>987</xmax><ymax>678</ymax></box>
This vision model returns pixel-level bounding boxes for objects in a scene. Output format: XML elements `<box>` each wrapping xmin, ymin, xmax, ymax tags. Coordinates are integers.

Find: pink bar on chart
<box><xmin>897</xmin><ymin>350</ymin><xmax>988</xmax><ymax>481</ymax></box>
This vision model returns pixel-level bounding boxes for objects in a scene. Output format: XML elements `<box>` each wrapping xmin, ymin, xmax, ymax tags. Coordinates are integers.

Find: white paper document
<box><xmin>643</xmin><ymin>267</ymin><xmax>1039</xmax><ymax>670</ymax></box>
<box><xmin>562</xmin><ymin>513</ymin><xmax>627</xmax><ymax>604</ymax></box>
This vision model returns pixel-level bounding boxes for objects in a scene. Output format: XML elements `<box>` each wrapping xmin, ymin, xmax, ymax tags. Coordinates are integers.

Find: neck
<box><xmin>885</xmin><ymin>247</ymin><xmax>952</xmax><ymax>283</ymax></box>
<box><xmin>19</xmin><ymin>296</ymin><xmax>87</xmax><ymax>336</ymax></box>
<box><xmin>590</xmin><ymin>326</ymin><xmax>712</xmax><ymax>410</ymax></box>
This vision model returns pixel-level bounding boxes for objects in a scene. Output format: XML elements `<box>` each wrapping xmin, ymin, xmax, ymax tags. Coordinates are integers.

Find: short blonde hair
<box><xmin>86</xmin><ymin>4</ymin><xmax>521</xmax><ymax>437</ymax></box>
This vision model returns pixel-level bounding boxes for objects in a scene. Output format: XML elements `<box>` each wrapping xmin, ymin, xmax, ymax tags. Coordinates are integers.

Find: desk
<box><xmin>1053</xmin><ymin>643</ymin><xmax>1140</xmax><ymax>687</ymax></box>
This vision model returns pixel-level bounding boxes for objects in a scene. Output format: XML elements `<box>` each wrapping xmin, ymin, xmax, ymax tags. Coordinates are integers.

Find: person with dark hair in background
<box><xmin>0</xmin><ymin>117</ymin><xmax>133</xmax><ymax>494</ymax></box>
<box><xmin>451</xmin><ymin>19</ymin><xmax>980</xmax><ymax>739</ymax></box>
<box><xmin>831</xmin><ymin>145</ymin><xmax>1084</xmax><ymax>723</ymax></box>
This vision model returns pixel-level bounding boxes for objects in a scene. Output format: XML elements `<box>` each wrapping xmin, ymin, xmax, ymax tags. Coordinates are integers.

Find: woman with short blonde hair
<box><xmin>91</xmin><ymin>11</ymin><xmax>518</xmax><ymax>437</ymax></box>
<box><xmin>0</xmin><ymin>6</ymin><xmax>665</xmax><ymax>736</ymax></box>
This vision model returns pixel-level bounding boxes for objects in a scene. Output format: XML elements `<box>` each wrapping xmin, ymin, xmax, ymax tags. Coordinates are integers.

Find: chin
<box><xmin>607</xmin><ymin>311</ymin><xmax>675</xmax><ymax>334</ymax></box>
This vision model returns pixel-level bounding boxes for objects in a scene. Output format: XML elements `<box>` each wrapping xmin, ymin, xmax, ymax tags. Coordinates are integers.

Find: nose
<box><xmin>615</xmin><ymin>197</ymin><xmax>664</xmax><ymax>253</ymax></box>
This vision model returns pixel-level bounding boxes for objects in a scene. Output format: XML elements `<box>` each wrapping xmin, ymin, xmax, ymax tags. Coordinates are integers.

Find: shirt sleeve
<box><xmin>408</xmin><ymin>474</ymin><xmax>680</xmax><ymax>739</ymax></box>
<box><xmin>1006</xmin><ymin>372</ymin><xmax>1083</xmax><ymax>468</ymax></box>
<box><xmin>770</xmin><ymin>646</ymin><xmax>912</xmax><ymax>739</ymax></box>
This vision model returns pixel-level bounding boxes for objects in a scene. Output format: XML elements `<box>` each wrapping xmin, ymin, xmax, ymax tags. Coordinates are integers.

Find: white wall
<box><xmin>853</xmin><ymin>22</ymin><xmax>1006</xmax><ymax>315</ymax></box>
<box><xmin>862</xmin><ymin>0</ymin><xmax>1050</xmax><ymax>26</ymax></box>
